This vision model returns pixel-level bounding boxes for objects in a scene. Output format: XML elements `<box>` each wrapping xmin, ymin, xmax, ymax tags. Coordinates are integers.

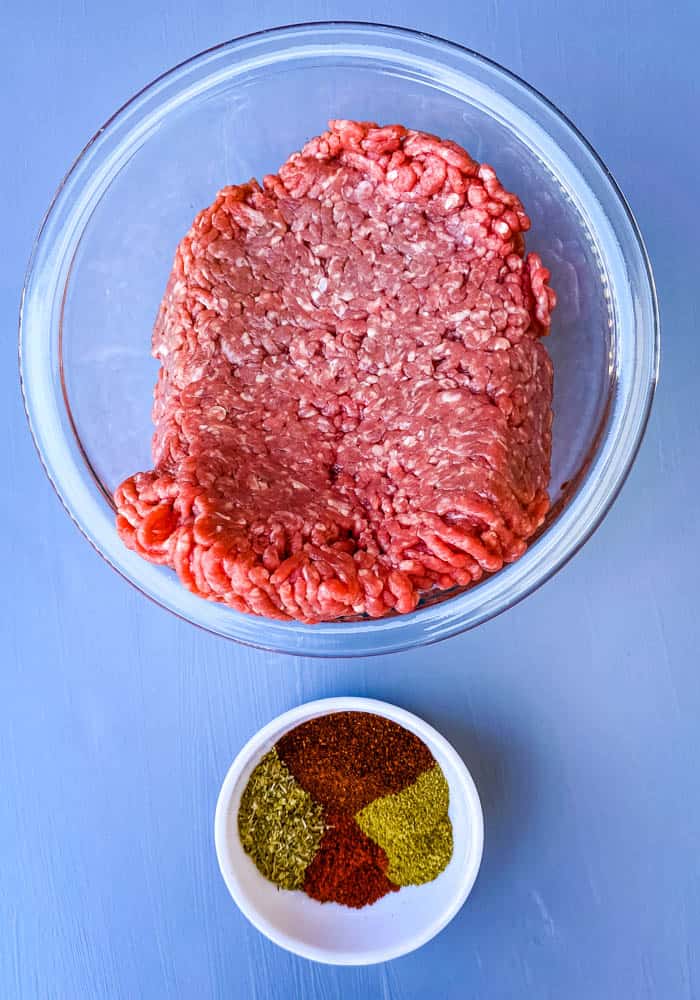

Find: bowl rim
<box><xmin>19</xmin><ymin>21</ymin><xmax>660</xmax><ymax>656</ymax></box>
<box><xmin>213</xmin><ymin>695</ymin><xmax>485</xmax><ymax>965</ymax></box>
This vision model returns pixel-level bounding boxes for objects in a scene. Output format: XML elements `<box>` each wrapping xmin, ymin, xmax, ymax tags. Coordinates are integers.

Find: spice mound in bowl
<box><xmin>214</xmin><ymin>697</ymin><xmax>483</xmax><ymax>964</ymax></box>
<box><xmin>238</xmin><ymin>712</ymin><xmax>453</xmax><ymax>908</ymax></box>
<box><xmin>115</xmin><ymin>118</ymin><xmax>556</xmax><ymax>624</ymax></box>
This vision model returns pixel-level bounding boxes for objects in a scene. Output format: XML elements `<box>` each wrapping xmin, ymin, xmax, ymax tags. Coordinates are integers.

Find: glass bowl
<box><xmin>19</xmin><ymin>22</ymin><xmax>659</xmax><ymax>657</ymax></box>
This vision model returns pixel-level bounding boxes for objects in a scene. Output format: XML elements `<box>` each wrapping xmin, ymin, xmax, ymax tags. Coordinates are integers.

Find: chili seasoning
<box><xmin>236</xmin><ymin>710</ymin><xmax>453</xmax><ymax>909</ymax></box>
<box><xmin>303</xmin><ymin>812</ymin><xmax>399</xmax><ymax>908</ymax></box>
<box><xmin>276</xmin><ymin>711</ymin><xmax>434</xmax><ymax>813</ymax></box>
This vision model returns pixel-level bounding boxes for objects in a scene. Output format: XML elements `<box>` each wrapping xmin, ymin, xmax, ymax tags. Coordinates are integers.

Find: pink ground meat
<box><xmin>114</xmin><ymin>119</ymin><xmax>556</xmax><ymax>623</ymax></box>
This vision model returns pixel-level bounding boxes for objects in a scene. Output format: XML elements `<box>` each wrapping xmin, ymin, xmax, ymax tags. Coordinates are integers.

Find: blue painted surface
<box><xmin>2</xmin><ymin>1</ymin><xmax>699</xmax><ymax>997</ymax></box>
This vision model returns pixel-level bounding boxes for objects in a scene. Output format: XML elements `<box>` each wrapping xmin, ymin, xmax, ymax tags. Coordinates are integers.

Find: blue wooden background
<box><xmin>3</xmin><ymin>2</ymin><xmax>699</xmax><ymax>997</ymax></box>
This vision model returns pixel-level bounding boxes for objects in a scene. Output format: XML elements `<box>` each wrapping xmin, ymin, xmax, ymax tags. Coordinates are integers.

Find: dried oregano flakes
<box><xmin>237</xmin><ymin>748</ymin><xmax>325</xmax><ymax>890</ymax></box>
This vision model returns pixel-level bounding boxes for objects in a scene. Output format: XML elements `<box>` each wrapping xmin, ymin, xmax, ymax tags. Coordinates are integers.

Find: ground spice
<box><xmin>276</xmin><ymin>711</ymin><xmax>434</xmax><ymax>814</ymax></box>
<box><xmin>303</xmin><ymin>812</ymin><xmax>400</xmax><ymax>908</ymax></box>
<box><xmin>356</xmin><ymin>764</ymin><xmax>453</xmax><ymax>886</ymax></box>
<box><xmin>237</xmin><ymin>748</ymin><xmax>325</xmax><ymax>890</ymax></box>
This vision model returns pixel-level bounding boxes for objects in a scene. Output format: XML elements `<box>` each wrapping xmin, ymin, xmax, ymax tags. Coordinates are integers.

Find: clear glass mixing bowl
<box><xmin>20</xmin><ymin>23</ymin><xmax>659</xmax><ymax>656</ymax></box>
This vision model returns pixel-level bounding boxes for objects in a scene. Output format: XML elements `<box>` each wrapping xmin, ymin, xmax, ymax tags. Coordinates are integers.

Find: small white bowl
<box><xmin>214</xmin><ymin>696</ymin><xmax>484</xmax><ymax>965</ymax></box>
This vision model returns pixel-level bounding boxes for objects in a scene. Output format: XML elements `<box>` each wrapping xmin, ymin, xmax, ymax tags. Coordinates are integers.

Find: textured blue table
<box><xmin>3</xmin><ymin>2</ymin><xmax>699</xmax><ymax>997</ymax></box>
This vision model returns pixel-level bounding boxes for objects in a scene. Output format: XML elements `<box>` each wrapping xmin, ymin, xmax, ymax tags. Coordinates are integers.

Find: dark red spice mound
<box><xmin>303</xmin><ymin>811</ymin><xmax>399</xmax><ymax>908</ymax></box>
<box><xmin>276</xmin><ymin>711</ymin><xmax>434</xmax><ymax>814</ymax></box>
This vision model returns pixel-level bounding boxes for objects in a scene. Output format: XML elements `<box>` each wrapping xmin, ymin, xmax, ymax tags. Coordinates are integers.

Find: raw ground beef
<box><xmin>115</xmin><ymin>119</ymin><xmax>556</xmax><ymax>623</ymax></box>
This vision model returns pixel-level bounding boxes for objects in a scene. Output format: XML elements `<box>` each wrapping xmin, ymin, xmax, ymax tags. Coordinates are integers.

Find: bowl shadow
<box><xmin>446</xmin><ymin>722</ymin><xmax>536</xmax><ymax>885</ymax></box>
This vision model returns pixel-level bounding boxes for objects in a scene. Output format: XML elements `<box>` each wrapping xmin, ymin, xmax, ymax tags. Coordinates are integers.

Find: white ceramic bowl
<box><xmin>214</xmin><ymin>697</ymin><xmax>484</xmax><ymax>965</ymax></box>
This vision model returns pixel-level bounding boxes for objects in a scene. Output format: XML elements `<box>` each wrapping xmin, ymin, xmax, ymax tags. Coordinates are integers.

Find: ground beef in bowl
<box><xmin>114</xmin><ymin>119</ymin><xmax>556</xmax><ymax>623</ymax></box>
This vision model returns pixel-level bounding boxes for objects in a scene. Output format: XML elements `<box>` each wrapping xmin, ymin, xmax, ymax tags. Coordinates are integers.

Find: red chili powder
<box><xmin>276</xmin><ymin>711</ymin><xmax>434</xmax><ymax>814</ymax></box>
<box><xmin>303</xmin><ymin>812</ymin><xmax>399</xmax><ymax>908</ymax></box>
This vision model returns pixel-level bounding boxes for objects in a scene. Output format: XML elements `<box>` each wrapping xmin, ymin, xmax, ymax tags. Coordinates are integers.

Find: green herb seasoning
<box><xmin>355</xmin><ymin>764</ymin><xmax>453</xmax><ymax>885</ymax></box>
<box><xmin>237</xmin><ymin>748</ymin><xmax>324</xmax><ymax>890</ymax></box>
